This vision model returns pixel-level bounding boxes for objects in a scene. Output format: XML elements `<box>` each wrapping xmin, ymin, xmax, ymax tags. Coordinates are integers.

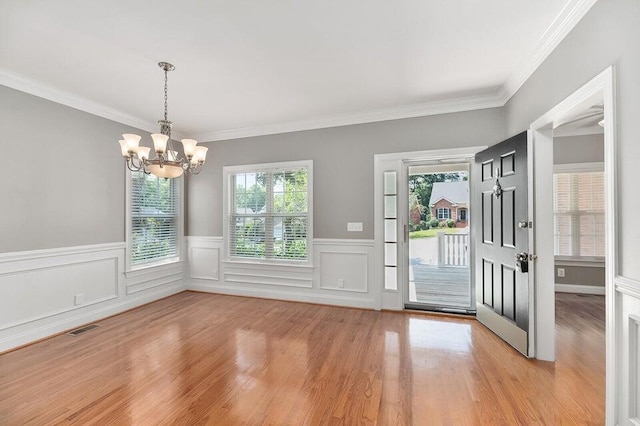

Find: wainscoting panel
<box><xmin>126</xmin><ymin>262</ymin><xmax>184</xmax><ymax>295</ymax></box>
<box><xmin>187</xmin><ymin>237</ymin><xmax>377</xmax><ymax>309</ymax></box>
<box><xmin>615</xmin><ymin>276</ymin><xmax>640</xmax><ymax>424</ymax></box>
<box><xmin>0</xmin><ymin>242</ymin><xmax>186</xmax><ymax>352</ymax></box>
<box><xmin>0</xmin><ymin>256</ymin><xmax>118</xmax><ymax>331</ymax></box>
<box><xmin>318</xmin><ymin>251</ymin><xmax>368</xmax><ymax>292</ymax></box>
<box><xmin>189</xmin><ymin>236</ymin><xmax>221</xmax><ymax>280</ymax></box>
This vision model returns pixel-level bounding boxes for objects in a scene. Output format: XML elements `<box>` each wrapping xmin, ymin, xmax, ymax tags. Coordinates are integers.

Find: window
<box><xmin>226</xmin><ymin>161</ymin><xmax>312</xmax><ymax>262</ymax></box>
<box><xmin>437</xmin><ymin>208</ymin><xmax>450</xmax><ymax>219</ymax></box>
<box><xmin>458</xmin><ymin>208</ymin><xmax>467</xmax><ymax>221</ymax></box>
<box><xmin>129</xmin><ymin>171</ymin><xmax>181</xmax><ymax>268</ymax></box>
<box><xmin>553</xmin><ymin>167</ymin><xmax>604</xmax><ymax>259</ymax></box>
<box><xmin>383</xmin><ymin>171</ymin><xmax>398</xmax><ymax>290</ymax></box>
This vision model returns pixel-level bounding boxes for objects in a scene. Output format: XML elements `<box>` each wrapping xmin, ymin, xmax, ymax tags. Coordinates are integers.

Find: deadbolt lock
<box><xmin>515</xmin><ymin>252</ymin><xmax>529</xmax><ymax>273</ymax></box>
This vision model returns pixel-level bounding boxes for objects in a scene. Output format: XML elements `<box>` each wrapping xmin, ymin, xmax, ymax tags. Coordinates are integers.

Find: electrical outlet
<box><xmin>347</xmin><ymin>222</ymin><xmax>363</xmax><ymax>232</ymax></box>
<box><xmin>557</xmin><ymin>268</ymin><xmax>565</xmax><ymax>278</ymax></box>
<box><xmin>74</xmin><ymin>293</ymin><xmax>84</xmax><ymax>306</ymax></box>
<box><xmin>337</xmin><ymin>278</ymin><xmax>345</xmax><ymax>288</ymax></box>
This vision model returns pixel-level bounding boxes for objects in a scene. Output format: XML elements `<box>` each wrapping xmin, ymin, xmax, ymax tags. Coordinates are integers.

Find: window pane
<box><xmin>385</xmin><ymin>266</ymin><xmax>397</xmax><ymax>290</ymax></box>
<box><xmin>384</xmin><ymin>172</ymin><xmax>396</xmax><ymax>195</ymax></box>
<box><xmin>231</xmin><ymin>216</ymin><xmax>266</xmax><ymax>258</ymax></box>
<box><xmin>385</xmin><ymin>195</ymin><xmax>397</xmax><ymax>218</ymax></box>
<box><xmin>385</xmin><ymin>243</ymin><xmax>397</xmax><ymax>266</ymax></box>
<box><xmin>229</xmin><ymin>164</ymin><xmax>310</xmax><ymax>261</ymax></box>
<box><xmin>130</xmin><ymin>172</ymin><xmax>179</xmax><ymax>265</ymax></box>
<box><xmin>553</xmin><ymin>170</ymin><xmax>604</xmax><ymax>258</ymax></box>
<box><xmin>385</xmin><ymin>219</ymin><xmax>397</xmax><ymax>242</ymax></box>
<box><xmin>273</xmin><ymin>217</ymin><xmax>307</xmax><ymax>260</ymax></box>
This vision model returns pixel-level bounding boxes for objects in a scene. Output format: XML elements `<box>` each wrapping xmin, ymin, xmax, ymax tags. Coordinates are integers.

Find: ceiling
<box><xmin>0</xmin><ymin>0</ymin><xmax>597</xmax><ymax>141</ymax></box>
<box><xmin>554</xmin><ymin>103</ymin><xmax>604</xmax><ymax>137</ymax></box>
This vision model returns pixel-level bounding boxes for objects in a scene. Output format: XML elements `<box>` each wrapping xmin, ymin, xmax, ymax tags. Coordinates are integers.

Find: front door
<box><xmin>474</xmin><ymin>131</ymin><xmax>532</xmax><ymax>356</ymax></box>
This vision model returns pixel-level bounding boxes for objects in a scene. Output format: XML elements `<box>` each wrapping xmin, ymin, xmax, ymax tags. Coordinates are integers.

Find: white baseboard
<box><xmin>189</xmin><ymin>283</ymin><xmax>376</xmax><ymax>309</ymax></box>
<box><xmin>555</xmin><ymin>283</ymin><xmax>605</xmax><ymax>295</ymax></box>
<box><xmin>187</xmin><ymin>236</ymin><xmax>377</xmax><ymax>310</ymax></box>
<box><xmin>0</xmin><ymin>283</ymin><xmax>184</xmax><ymax>352</ymax></box>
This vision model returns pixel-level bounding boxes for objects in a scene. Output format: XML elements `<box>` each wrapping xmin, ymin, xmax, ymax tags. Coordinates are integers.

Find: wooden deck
<box><xmin>410</xmin><ymin>264</ymin><xmax>471</xmax><ymax>308</ymax></box>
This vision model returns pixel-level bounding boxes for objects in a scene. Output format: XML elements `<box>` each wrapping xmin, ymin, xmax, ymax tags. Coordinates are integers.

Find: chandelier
<box><xmin>117</xmin><ymin>62</ymin><xmax>207</xmax><ymax>178</ymax></box>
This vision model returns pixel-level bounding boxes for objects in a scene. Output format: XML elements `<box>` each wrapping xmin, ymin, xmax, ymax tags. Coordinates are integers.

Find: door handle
<box><xmin>515</xmin><ymin>252</ymin><xmax>529</xmax><ymax>273</ymax></box>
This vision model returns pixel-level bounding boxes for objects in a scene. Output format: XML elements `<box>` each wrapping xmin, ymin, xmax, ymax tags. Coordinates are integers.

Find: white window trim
<box><xmin>553</xmin><ymin>161</ymin><xmax>604</xmax><ymax>262</ymax></box>
<box><xmin>125</xmin><ymin>170</ymin><xmax>184</xmax><ymax>274</ymax></box>
<box><xmin>436</xmin><ymin>207</ymin><xmax>451</xmax><ymax>220</ymax></box>
<box><xmin>223</xmin><ymin>160</ymin><xmax>313</xmax><ymax>266</ymax></box>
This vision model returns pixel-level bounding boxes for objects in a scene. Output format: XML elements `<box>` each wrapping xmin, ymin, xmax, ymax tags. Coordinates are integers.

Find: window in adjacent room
<box><xmin>225</xmin><ymin>160</ymin><xmax>312</xmax><ymax>263</ymax></box>
<box><xmin>553</xmin><ymin>166</ymin><xmax>604</xmax><ymax>259</ymax></box>
<box><xmin>128</xmin><ymin>171</ymin><xmax>181</xmax><ymax>268</ymax></box>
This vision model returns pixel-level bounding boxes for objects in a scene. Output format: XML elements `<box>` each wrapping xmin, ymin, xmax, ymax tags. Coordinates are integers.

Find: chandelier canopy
<box><xmin>118</xmin><ymin>62</ymin><xmax>207</xmax><ymax>178</ymax></box>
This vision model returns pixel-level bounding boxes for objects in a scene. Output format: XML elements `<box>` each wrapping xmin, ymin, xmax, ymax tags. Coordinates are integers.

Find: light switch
<box><xmin>557</xmin><ymin>268</ymin><xmax>565</xmax><ymax>278</ymax></box>
<box><xmin>347</xmin><ymin>222</ymin><xmax>363</xmax><ymax>232</ymax></box>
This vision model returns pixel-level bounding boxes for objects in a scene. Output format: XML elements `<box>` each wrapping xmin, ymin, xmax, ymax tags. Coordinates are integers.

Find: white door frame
<box><xmin>374</xmin><ymin>146</ymin><xmax>486</xmax><ymax>311</ymax></box>
<box><xmin>528</xmin><ymin>66</ymin><xmax>616</xmax><ymax>424</ymax></box>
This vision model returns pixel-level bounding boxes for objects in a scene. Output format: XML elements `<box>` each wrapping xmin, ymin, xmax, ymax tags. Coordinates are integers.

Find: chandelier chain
<box><xmin>164</xmin><ymin>69</ymin><xmax>168</xmax><ymax>122</ymax></box>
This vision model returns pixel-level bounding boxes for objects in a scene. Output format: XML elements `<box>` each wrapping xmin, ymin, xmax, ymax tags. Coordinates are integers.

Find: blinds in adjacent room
<box><xmin>130</xmin><ymin>172</ymin><xmax>179</xmax><ymax>265</ymax></box>
<box><xmin>553</xmin><ymin>171</ymin><xmax>605</xmax><ymax>258</ymax></box>
<box><xmin>229</xmin><ymin>166</ymin><xmax>309</xmax><ymax>261</ymax></box>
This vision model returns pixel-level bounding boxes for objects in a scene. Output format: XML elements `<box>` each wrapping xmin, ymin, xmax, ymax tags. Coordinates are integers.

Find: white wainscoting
<box><xmin>0</xmin><ymin>242</ymin><xmax>186</xmax><ymax>352</ymax></box>
<box><xmin>615</xmin><ymin>276</ymin><xmax>640</xmax><ymax>425</ymax></box>
<box><xmin>187</xmin><ymin>237</ymin><xmax>376</xmax><ymax>309</ymax></box>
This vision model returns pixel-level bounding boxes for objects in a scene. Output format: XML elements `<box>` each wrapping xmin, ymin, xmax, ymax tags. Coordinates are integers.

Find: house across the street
<box><xmin>428</xmin><ymin>181</ymin><xmax>469</xmax><ymax>227</ymax></box>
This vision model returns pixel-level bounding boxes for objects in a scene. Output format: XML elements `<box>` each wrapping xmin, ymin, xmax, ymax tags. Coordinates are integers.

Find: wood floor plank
<box><xmin>0</xmin><ymin>291</ymin><xmax>604</xmax><ymax>425</ymax></box>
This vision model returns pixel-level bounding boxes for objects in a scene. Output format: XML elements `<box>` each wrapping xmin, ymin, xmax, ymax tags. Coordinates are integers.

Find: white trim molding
<box><xmin>186</xmin><ymin>237</ymin><xmax>376</xmax><ymax>309</ymax></box>
<box><xmin>0</xmin><ymin>0</ymin><xmax>596</xmax><ymax>143</ymax></box>
<box><xmin>0</xmin><ymin>69</ymin><xmax>178</xmax><ymax>137</ymax></box>
<box><xmin>501</xmin><ymin>0</ymin><xmax>599</xmax><ymax>104</ymax></box>
<box><xmin>529</xmin><ymin>66</ymin><xmax>617</xmax><ymax>424</ymax></box>
<box><xmin>0</xmin><ymin>242</ymin><xmax>186</xmax><ymax>352</ymax></box>
<box><xmin>555</xmin><ymin>284</ymin><xmax>605</xmax><ymax>295</ymax></box>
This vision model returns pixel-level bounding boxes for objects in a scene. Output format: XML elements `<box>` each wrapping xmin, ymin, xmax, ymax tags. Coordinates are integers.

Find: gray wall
<box><xmin>187</xmin><ymin>108</ymin><xmax>505</xmax><ymax>239</ymax></box>
<box><xmin>0</xmin><ymin>85</ymin><xmax>144</xmax><ymax>253</ymax></box>
<box><xmin>554</xmin><ymin>134</ymin><xmax>604</xmax><ymax>164</ymax></box>
<box><xmin>555</xmin><ymin>265</ymin><xmax>605</xmax><ymax>287</ymax></box>
<box><xmin>504</xmin><ymin>0</ymin><xmax>640</xmax><ymax>279</ymax></box>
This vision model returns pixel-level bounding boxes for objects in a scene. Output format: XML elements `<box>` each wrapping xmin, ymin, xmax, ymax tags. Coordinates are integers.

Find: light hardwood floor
<box><xmin>0</xmin><ymin>292</ymin><xmax>604</xmax><ymax>425</ymax></box>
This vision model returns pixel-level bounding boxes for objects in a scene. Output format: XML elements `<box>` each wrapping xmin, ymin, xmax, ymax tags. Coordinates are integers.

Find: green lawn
<box><xmin>409</xmin><ymin>228</ymin><xmax>461</xmax><ymax>239</ymax></box>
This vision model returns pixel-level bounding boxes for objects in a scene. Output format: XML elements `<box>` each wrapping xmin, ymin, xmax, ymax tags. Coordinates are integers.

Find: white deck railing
<box><xmin>437</xmin><ymin>231</ymin><xmax>469</xmax><ymax>267</ymax></box>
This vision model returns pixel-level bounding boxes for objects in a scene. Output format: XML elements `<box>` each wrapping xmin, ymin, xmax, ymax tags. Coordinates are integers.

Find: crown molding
<box><xmin>192</xmin><ymin>91</ymin><xmax>504</xmax><ymax>142</ymax></box>
<box><xmin>0</xmin><ymin>69</ymin><xmax>186</xmax><ymax>138</ymax></box>
<box><xmin>501</xmin><ymin>0</ymin><xmax>599</xmax><ymax>104</ymax></box>
<box><xmin>0</xmin><ymin>0</ymin><xmax>596</xmax><ymax>143</ymax></box>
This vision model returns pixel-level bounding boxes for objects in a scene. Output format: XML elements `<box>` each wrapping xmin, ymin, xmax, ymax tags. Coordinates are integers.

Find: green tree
<box><xmin>408</xmin><ymin>172</ymin><xmax>467</xmax><ymax>221</ymax></box>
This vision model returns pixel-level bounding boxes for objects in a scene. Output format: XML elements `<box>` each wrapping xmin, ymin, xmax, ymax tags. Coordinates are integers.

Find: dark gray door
<box><xmin>474</xmin><ymin>131</ymin><xmax>531</xmax><ymax>356</ymax></box>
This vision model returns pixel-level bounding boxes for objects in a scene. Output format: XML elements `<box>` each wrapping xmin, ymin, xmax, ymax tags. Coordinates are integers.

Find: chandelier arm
<box><xmin>189</xmin><ymin>163</ymin><xmax>203</xmax><ymax>175</ymax></box>
<box><xmin>126</xmin><ymin>158</ymin><xmax>141</xmax><ymax>172</ymax></box>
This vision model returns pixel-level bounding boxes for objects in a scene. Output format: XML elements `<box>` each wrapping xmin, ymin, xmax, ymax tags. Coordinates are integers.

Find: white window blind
<box><xmin>553</xmin><ymin>171</ymin><xmax>605</xmax><ymax>258</ymax></box>
<box><xmin>229</xmin><ymin>165</ymin><xmax>309</xmax><ymax>261</ymax></box>
<box><xmin>130</xmin><ymin>172</ymin><xmax>179</xmax><ymax>266</ymax></box>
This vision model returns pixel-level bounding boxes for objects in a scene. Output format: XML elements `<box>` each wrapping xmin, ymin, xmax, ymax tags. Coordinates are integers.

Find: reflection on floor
<box><xmin>0</xmin><ymin>292</ymin><xmax>605</xmax><ymax>425</ymax></box>
<box><xmin>410</xmin><ymin>264</ymin><xmax>471</xmax><ymax>308</ymax></box>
